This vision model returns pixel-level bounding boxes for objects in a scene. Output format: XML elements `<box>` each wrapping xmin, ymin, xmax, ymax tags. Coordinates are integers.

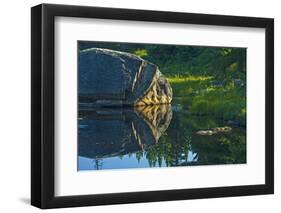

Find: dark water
<box><xmin>78</xmin><ymin>104</ymin><xmax>246</xmax><ymax>171</ymax></box>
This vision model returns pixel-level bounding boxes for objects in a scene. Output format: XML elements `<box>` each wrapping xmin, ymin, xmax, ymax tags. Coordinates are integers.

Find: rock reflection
<box><xmin>78</xmin><ymin>104</ymin><xmax>172</xmax><ymax>160</ymax></box>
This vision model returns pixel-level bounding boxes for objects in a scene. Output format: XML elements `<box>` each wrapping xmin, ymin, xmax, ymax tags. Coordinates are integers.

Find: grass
<box><xmin>166</xmin><ymin>74</ymin><xmax>246</xmax><ymax>125</ymax></box>
<box><xmin>167</xmin><ymin>75</ymin><xmax>213</xmax><ymax>83</ymax></box>
<box><xmin>167</xmin><ymin>75</ymin><xmax>214</xmax><ymax>96</ymax></box>
<box><xmin>189</xmin><ymin>86</ymin><xmax>246</xmax><ymax>124</ymax></box>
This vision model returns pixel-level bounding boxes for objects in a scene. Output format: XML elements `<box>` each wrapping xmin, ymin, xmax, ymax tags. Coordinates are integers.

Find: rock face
<box><xmin>78</xmin><ymin>104</ymin><xmax>172</xmax><ymax>159</ymax></box>
<box><xmin>79</xmin><ymin>48</ymin><xmax>173</xmax><ymax>106</ymax></box>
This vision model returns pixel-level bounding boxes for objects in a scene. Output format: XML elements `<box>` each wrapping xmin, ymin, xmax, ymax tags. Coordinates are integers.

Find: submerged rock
<box><xmin>79</xmin><ymin>48</ymin><xmax>173</xmax><ymax>106</ymax></box>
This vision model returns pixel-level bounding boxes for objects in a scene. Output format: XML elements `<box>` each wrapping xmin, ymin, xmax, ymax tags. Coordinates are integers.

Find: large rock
<box><xmin>79</xmin><ymin>48</ymin><xmax>173</xmax><ymax>106</ymax></box>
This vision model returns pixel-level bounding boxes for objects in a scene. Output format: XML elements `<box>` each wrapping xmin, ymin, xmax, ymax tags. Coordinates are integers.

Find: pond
<box><xmin>78</xmin><ymin>103</ymin><xmax>246</xmax><ymax>171</ymax></box>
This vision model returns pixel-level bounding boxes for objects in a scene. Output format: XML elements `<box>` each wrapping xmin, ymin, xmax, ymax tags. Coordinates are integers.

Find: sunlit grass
<box><xmin>167</xmin><ymin>75</ymin><xmax>213</xmax><ymax>83</ymax></box>
<box><xmin>133</xmin><ymin>49</ymin><xmax>148</xmax><ymax>57</ymax></box>
<box><xmin>166</xmin><ymin>75</ymin><xmax>214</xmax><ymax>97</ymax></box>
<box><xmin>166</xmin><ymin>74</ymin><xmax>246</xmax><ymax>125</ymax></box>
<box><xmin>189</xmin><ymin>87</ymin><xmax>246</xmax><ymax>121</ymax></box>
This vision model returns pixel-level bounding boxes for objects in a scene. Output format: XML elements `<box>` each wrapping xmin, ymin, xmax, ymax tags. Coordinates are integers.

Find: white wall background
<box><xmin>0</xmin><ymin>0</ymin><xmax>279</xmax><ymax>212</ymax></box>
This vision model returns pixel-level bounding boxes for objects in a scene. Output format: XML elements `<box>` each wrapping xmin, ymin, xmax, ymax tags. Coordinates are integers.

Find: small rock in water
<box><xmin>212</xmin><ymin>126</ymin><xmax>232</xmax><ymax>133</ymax></box>
<box><xmin>196</xmin><ymin>130</ymin><xmax>215</xmax><ymax>136</ymax></box>
<box><xmin>196</xmin><ymin>126</ymin><xmax>232</xmax><ymax>136</ymax></box>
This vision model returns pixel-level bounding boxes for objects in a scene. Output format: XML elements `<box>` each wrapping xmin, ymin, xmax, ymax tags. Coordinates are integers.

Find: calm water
<box><xmin>78</xmin><ymin>104</ymin><xmax>246</xmax><ymax>171</ymax></box>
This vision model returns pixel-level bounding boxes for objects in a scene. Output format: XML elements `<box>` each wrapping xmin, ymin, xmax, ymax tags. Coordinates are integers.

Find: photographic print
<box><xmin>78</xmin><ymin>41</ymin><xmax>247</xmax><ymax>171</ymax></box>
<box><xmin>31</xmin><ymin>4</ymin><xmax>274</xmax><ymax>208</ymax></box>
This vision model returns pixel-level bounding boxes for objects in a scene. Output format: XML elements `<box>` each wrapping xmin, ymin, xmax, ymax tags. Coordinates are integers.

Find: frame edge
<box><xmin>31</xmin><ymin>4</ymin><xmax>43</xmax><ymax>208</ymax></box>
<box><xmin>265</xmin><ymin>18</ymin><xmax>274</xmax><ymax>194</ymax></box>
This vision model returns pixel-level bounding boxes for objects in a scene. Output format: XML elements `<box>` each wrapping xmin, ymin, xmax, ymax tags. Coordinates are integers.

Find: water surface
<box><xmin>78</xmin><ymin>104</ymin><xmax>246</xmax><ymax>171</ymax></box>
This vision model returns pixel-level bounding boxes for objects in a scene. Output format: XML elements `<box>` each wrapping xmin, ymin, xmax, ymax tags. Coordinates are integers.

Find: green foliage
<box><xmin>133</xmin><ymin>49</ymin><xmax>148</xmax><ymax>57</ymax></box>
<box><xmin>187</xmin><ymin>83</ymin><xmax>246</xmax><ymax>124</ymax></box>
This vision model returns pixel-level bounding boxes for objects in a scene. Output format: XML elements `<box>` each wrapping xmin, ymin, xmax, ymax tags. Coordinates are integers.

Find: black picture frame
<box><xmin>31</xmin><ymin>3</ymin><xmax>274</xmax><ymax>209</ymax></box>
